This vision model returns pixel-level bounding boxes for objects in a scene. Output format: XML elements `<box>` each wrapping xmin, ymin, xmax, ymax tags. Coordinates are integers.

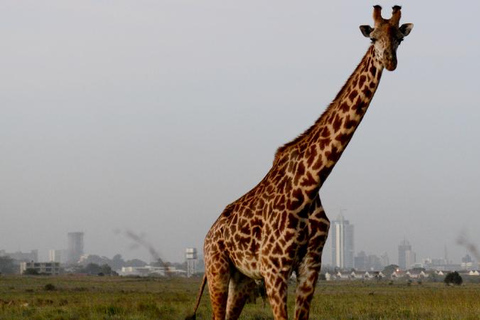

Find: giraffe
<box><xmin>187</xmin><ymin>5</ymin><xmax>413</xmax><ymax>320</ymax></box>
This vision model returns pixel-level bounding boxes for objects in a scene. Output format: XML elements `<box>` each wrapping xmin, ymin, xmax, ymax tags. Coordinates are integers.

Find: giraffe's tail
<box><xmin>185</xmin><ymin>274</ymin><xmax>207</xmax><ymax>320</ymax></box>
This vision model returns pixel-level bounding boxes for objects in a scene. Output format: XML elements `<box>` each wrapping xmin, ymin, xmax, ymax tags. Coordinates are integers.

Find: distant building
<box><xmin>185</xmin><ymin>248</ymin><xmax>198</xmax><ymax>277</ymax></box>
<box><xmin>0</xmin><ymin>250</ymin><xmax>38</xmax><ymax>263</ymax></box>
<box><xmin>461</xmin><ymin>254</ymin><xmax>475</xmax><ymax>270</ymax></box>
<box><xmin>354</xmin><ymin>251</ymin><xmax>384</xmax><ymax>271</ymax></box>
<box><xmin>380</xmin><ymin>252</ymin><xmax>390</xmax><ymax>267</ymax></box>
<box><xmin>20</xmin><ymin>261</ymin><xmax>61</xmax><ymax>275</ymax></box>
<box><xmin>331</xmin><ymin>215</ymin><xmax>354</xmax><ymax>269</ymax></box>
<box><xmin>325</xmin><ymin>271</ymin><xmax>385</xmax><ymax>281</ymax></box>
<box><xmin>67</xmin><ymin>232</ymin><xmax>84</xmax><ymax>264</ymax></box>
<box><xmin>119</xmin><ymin>265</ymin><xmax>185</xmax><ymax>277</ymax></box>
<box><xmin>49</xmin><ymin>249</ymin><xmax>62</xmax><ymax>263</ymax></box>
<box><xmin>398</xmin><ymin>239</ymin><xmax>415</xmax><ymax>270</ymax></box>
<box><xmin>422</xmin><ymin>257</ymin><xmax>461</xmax><ymax>271</ymax></box>
<box><xmin>406</xmin><ymin>270</ymin><xmax>428</xmax><ymax>279</ymax></box>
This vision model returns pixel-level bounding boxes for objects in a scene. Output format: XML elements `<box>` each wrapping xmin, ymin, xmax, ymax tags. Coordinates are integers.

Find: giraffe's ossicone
<box><xmin>186</xmin><ymin>5</ymin><xmax>413</xmax><ymax>320</ymax></box>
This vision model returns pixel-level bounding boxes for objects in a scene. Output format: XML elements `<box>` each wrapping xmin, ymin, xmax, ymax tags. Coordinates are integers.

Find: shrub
<box><xmin>23</xmin><ymin>268</ymin><xmax>40</xmax><ymax>275</ymax></box>
<box><xmin>44</xmin><ymin>283</ymin><xmax>56</xmax><ymax>291</ymax></box>
<box><xmin>444</xmin><ymin>271</ymin><xmax>463</xmax><ymax>286</ymax></box>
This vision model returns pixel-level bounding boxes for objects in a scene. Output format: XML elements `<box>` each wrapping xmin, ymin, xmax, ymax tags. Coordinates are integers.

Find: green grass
<box><xmin>1</xmin><ymin>275</ymin><xmax>480</xmax><ymax>319</ymax></box>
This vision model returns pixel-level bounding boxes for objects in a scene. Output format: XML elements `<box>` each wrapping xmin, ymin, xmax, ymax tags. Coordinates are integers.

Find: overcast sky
<box><xmin>1</xmin><ymin>1</ymin><xmax>480</xmax><ymax>265</ymax></box>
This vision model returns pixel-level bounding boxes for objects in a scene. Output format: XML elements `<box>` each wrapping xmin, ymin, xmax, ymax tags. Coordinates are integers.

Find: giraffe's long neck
<box><xmin>275</xmin><ymin>45</ymin><xmax>384</xmax><ymax>198</ymax></box>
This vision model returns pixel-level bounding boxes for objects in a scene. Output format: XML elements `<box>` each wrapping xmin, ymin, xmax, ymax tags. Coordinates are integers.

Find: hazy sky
<box><xmin>1</xmin><ymin>1</ymin><xmax>480</xmax><ymax>265</ymax></box>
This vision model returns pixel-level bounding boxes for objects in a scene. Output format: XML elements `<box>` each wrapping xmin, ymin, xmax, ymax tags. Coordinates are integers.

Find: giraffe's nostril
<box><xmin>385</xmin><ymin>64</ymin><xmax>397</xmax><ymax>71</ymax></box>
<box><xmin>384</xmin><ymin>58</ymin><xmax>398</xmax><ymax>71</ymax></box>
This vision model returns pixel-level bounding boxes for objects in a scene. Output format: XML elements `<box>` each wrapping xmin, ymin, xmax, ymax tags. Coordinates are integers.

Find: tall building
<box><xmin>354</xmin><ymin>251</ymin><xmax>384</xmax><ymax>271</ymax></box>
<box><xmin>48</xmin><ymin>249</ymin><xmax>62</xmax><ymax>263</ymax></box>
<box><xmin>331</xmin><ymin>215</ymin><xmax>354</xmax><ymax>269</ymax></box>
<box><xmin>398</xmin><ymin>239</ymin><xmax>415</xmax><ymax>270</ymax></box>
<box><xmin>67</xmin><ymin>232</ymin><xmax>84</xmax><ymax>264</ymax></box>
<box><xmin>380</xmin><ymin>252</ymin><xmax>390</xmax><ymax>267</ymax></box>
<box><xmin>185</xmin><ymin>248</ymin><xmax>198</xmax><ymax>278</ymax></box>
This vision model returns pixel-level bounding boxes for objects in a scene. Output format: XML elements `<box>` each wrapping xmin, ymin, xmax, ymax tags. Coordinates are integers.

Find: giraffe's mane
<box><xmin>274</xmin><ymin>45</ymin><xmax>375</xmax><ymax>160</ymax></box>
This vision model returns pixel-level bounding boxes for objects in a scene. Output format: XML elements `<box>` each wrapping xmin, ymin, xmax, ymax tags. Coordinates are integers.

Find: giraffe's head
<box><xmin>359</xmin><ymin>5</ymin><xmax>413</xmax><ymax>71</ymax></box>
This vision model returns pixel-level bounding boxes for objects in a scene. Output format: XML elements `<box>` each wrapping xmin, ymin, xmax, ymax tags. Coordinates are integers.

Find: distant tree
<box><xmin>0</xmin><ymin>256</ymin><xmax>16</xmax><ymax>274</ymax></box>
<box><xmin>125</xmin><ymin>259</ymin><xmax>147</xmax><ymax>268</ymax></box>
<box><xmin>111</xmin><ymin>254</ymin><xmax>125</xmax><ymax>271</ymax></box>
<box><xmin>100</xmin><ymin>264</ymin><xmax>113</xmax><ymax>276</ymax></box>
<box><xmin>23</xmin><ymin>268</ymin><xmax>40</xmax><ymax>275</ymax></box>
<box><xmin>444</xmin><ymin>271</ymin><xmax>463</xmax><ymax>286</ymax></box>
<box><xmin>79</xmin><ymin>255</ymin><xmax>110</xmax><ymax>267</ymax></box>
<box><xmin>382</xmin><ymin>264</ymin><xmax>399</xmax><ymax>277</ymax></box>
<box><xmin>81</xmin><ymin>263</ymin><xmax>114</xmax><ymax>276</ymax></box>
<box><xmin>83</xmin><ymin>263</ymin><xmax>102</xmax><ymax>275</ymax></box>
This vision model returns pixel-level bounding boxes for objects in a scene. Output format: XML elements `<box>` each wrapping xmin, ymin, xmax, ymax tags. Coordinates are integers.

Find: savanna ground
<box><xmin>1</xmin><ymin>275</ymin><xmax>480</xmax><ymax>319</ymax></box>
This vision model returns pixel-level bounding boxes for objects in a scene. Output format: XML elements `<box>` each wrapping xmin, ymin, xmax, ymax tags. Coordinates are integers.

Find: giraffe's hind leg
<box><xmin>225</xmin><ymin>270</ymin><xmax>257</xmax><ymax>320</ymax></box>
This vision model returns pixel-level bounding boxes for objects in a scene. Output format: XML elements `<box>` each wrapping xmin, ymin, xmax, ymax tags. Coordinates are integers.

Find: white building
<box><xmin>406</xmin><ymin>270</ymin><xmax>428</xmax><ymax>279</ymax></box>
<box><xmin>331</xmin><ymin>215</ymin><xmax>354</xmax><ymax>269</ymax></box>
<box><xmin>185</xmin><ymin>248</ymin><xmax>198</xmax><ymax>277</ymax></box>
<box><xmin>119</xmin><ymin>265</ymin><xmax>186</xmax><ymax>277</ymax></box>
<box><xmin>20</xmin><ymin>262</ymin><xmax>61</xmax><ymax>275</ymax></box>
<box><xmin>49</xmin><ymin>249</ymin><xmax>62</xmax><ymax>263</ymax></box>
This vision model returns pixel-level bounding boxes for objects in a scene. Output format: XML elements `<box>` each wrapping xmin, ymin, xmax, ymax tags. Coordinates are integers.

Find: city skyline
<box><xmin>2</xmin><ymin>225</ymin><xmax>476</xmax><ymax>271</ymax></box>
<box><xmin>2</xmin><ymin>2</ymin><xmax>480</xmax><ymax>266</ymax></box>
<box><xmin>3</xmin><ymin>220</ymin><xmax>473</xmax><ymax>265</ymax></box>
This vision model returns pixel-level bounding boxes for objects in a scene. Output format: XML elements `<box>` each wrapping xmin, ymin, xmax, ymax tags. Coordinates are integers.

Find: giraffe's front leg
<box><xmin>293</xmin><ymin>258</ymin><xmax>322</xmax><ymax>320</ymax></box>
<box><xmin>263</xmin><ymin>269</ymin><xmax>289</xmax><ymax>320</ymax></box>
<box><xmin>294</xmin><ymin>197</ymin><xmax>330</xmax><ymax>320</ymax></box>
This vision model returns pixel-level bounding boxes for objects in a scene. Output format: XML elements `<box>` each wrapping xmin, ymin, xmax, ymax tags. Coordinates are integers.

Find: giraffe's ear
<box><xmin>399</xmin><ymin>23</ymin><xmax>413</xmax><ymax>37</ymax></box>
<box><xmin>359</xmin><ymin>25</ymin><xmax>373</xmax><ymax>38</ymax></box>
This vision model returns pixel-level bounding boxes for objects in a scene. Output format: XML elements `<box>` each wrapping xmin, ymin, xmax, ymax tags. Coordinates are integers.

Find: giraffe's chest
<box><xmin>222</xmin><ymin>210</ymin><xmax>264</xmax><ymax>279</ymax></box>
<box><xmin>222</xmin><ymin>211</ymin><xmax>310</xmax><ymax>279</ymax></box>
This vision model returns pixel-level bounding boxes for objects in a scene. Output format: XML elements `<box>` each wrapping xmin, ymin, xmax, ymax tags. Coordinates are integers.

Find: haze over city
<box><xmin>2</xmin><ymin>1</ymin><xmax>480</xmax><ymax>265</ymax></box>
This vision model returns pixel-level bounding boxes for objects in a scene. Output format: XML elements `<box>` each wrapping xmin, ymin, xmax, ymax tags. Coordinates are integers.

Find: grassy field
<box><xmin>1</xmin><ymin>275</ymin><xmax>480</xmax><ymax>319</ymax></box>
